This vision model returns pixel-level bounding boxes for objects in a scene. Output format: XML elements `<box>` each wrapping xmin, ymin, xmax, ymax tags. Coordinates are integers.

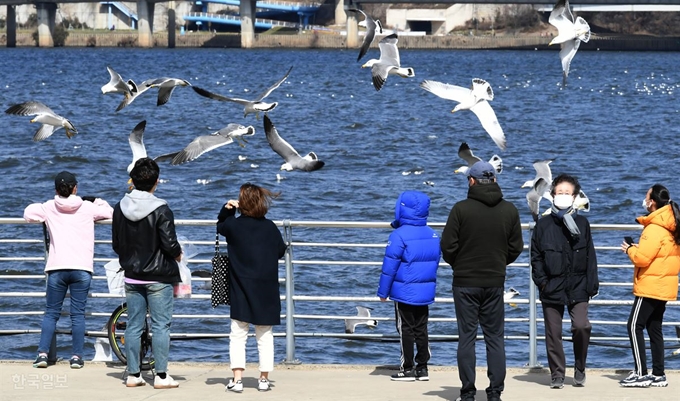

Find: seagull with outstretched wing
<box><xmin>549</xmin><ymin>0</ymin><xmax>591</xmax><ymax>86</ymax></box>
<box><xmin>361</xmin><ymin>34</ymin><xmax>415</xmax><ymax>91</ymax></box>
<box><xmin>192</xmin><ymin>66</ymin><xmax>293</xmax><ymax>118</ymax></box>
<box><xmin>166</xmin><ymin>124</ymin><xmax>256</xmax><ymax>165</ymax></box>
<box><xmin>344</xmin><ymin>306</ymin><xmax>378</xmax><ymax>334</ymax></box>
<box><xmin>455</xmin><ymin>142</ymin><xmax>503</xmax><ymax>175</ymax></box>
<box><xmin>5</xmin><ymin>101</ymin><xmax>78</xmax><ymax>141</ymax></box>
<box><xmin>347</xmin><ymin>8</ymin><xmax>383</xmax><ymax>62</ymax></box>
<box><xmin>264</xmin><ymin>115</ymin><xmax>324</xmax><ymax>172</ymax></box>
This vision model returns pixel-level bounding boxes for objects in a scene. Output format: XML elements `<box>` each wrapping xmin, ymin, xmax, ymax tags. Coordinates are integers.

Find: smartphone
<box><xmin>624</xmin><ymin>236</ymin><xmax>634</xmax><ymax>245</ymax></box>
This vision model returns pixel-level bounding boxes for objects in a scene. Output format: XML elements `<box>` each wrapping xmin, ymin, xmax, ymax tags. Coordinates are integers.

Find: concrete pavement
<box><xmin>1</xmin><ymin>360</ymin><xmax>678</xmax><ymax>401</ymax></box>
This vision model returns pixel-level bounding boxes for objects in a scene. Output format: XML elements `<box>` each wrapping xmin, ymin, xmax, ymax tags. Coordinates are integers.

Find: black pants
<box><xmin>627</xmin><ymin>296</ymin><xmax>667</xmax><ymax>376</ymax></box>
<box><xmin>453</xmin><ymin>286</ymin><xmax>505</xmax><ymax>398</ymax></box>
<box><xmin>394</xmin><ymin>302</ymin><xmax>430</xmax><ymax>371</ymax></box>
<box><xmin>542</xmin><ymin>302</ymin><xmax>592</xmax><ymax>379</ymax></box>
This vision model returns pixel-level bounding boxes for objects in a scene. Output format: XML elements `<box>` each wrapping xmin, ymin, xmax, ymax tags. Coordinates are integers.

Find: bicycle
<box><xmin>107</xmin><ymin>302</ymin><xmax>155</xmax><ymax>372</ymax></box>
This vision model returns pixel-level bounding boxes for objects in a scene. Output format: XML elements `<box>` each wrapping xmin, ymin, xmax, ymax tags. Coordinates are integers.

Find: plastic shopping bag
<box><xmin>173</xmin><ymin>236</ymin><xmax>194</xmax><ymax>298</ymax></box>
<box><xmin>104</xmin><ymin>259</ymin><xmax>125</xmax><ymax>296</ymax></box>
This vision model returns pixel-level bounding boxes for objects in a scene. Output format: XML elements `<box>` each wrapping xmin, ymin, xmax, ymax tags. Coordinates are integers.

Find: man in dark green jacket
<box><xmin>440</xmin><ymin>161</ymin><xmax>524</xmax><ymax>401</ymax></box>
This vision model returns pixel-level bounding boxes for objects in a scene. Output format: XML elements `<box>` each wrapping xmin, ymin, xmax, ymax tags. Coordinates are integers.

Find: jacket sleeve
<box><xmin>23</xmin><ymin>203</ymin><xmax>46</xmax><ymax>222</ymax></box>
<box><xmin>157</xmin><ymin>206</ymin><xmax>182</xmax><ymax>259</ymax></box>
<box><xmin>112</xmin><ymin>205</ymin><xmax>121</xmax><ymax>256</ymax></box>
<box><xmin>506</xmin><ymin>208</ymin><xmax>524</xmax><ymax>265</ymax></box>
<box><xmin>585</xmin><ymin>222</ymin><xmax>599</xmax><ymax>296</ymax></box>
<box><xmin>530</xmin><ymin>224</ymin><xmax>547</xmax><ymax>290</ymax></box>
<box><xmin>276</xmin><ymin>225</ymin><xmax>287</xmax><ymax>259</ymax></box>
<box><xmin>216</xmin><ymin>204</ymin><xmax>236</xmax><ymax>237</ymax></box>
<box><xmin>440</xmin><ymin>206</ymin><xmax>460</xmax><ymax>267</ymax></box>
<box><xmin>628</xmin><ymin>225</ymin><xmax>662</xmax><ymax>268</ymax></box>
<box><xmin>377</xmin><ymin>231</ymin><xmax>404</xmax><ymax>299</ymax></box>
<box><xmin>92</xmin><ymin>198</ymin><xmax>114</xmax><ymax>221</ymax></box>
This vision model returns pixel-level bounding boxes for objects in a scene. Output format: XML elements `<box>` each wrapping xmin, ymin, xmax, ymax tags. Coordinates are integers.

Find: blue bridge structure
<box><xmin>185</xmin><ymin>0</ymin><xmax>322</xmax><ymax>31</ymax></box>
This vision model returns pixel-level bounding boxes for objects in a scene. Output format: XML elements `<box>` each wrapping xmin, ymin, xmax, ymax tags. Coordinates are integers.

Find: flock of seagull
<box><xmin>4</xmin><ymin>0</ymin><xmax>590</xmax><ymax>220</ymax></box>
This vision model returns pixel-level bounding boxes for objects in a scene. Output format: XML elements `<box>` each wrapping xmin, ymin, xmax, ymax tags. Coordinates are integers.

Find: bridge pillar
<box><xmin>335</xmin><ymin>0</ymin><xmax>347</xmax><ymax>26</ymax></box>
<box><xmin>36</xmin><ymin>3</ymin><xmax>57</xmax><ymax>48</ymax></box>
<box><xmin>6</xmin><ymin>5</ymin><xmax>17</xmax><ymax>48</ymax></box>
<box><xmin>168</xmin><ymin>8</ymin><xmax>176</xmax><ymax>48</ymax></box>
<box><xmin>346</xmin><ymin>12</ymin><xmax>358</xmax><ymax>49</ymax></box>
<box><xmin>240</xmin><ymin>0</ymin><xmax>256</xmax><ymax>49</ymax></box>
<box><xmin>137</xmin><ymin>0</ymin><xmax>155</xmax><ymax>48</ymax></box>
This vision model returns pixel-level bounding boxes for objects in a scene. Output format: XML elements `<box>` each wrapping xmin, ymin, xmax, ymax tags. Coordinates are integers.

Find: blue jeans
<box><xmin>125</xmin><ymin>283</ymin><xmax>173</xmax><ymax>374</ymax></box>
<box><xmin>38</xmin><ymin>269</ymin><xmax>92</xmax><ymax>357</ymax></box>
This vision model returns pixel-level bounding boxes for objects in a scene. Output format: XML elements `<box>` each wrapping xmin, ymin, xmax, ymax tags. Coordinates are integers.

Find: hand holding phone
<box><xmin>624</xmin><ymin>236</ymin><xmax>634</xmax><ymax>245</ymax></box>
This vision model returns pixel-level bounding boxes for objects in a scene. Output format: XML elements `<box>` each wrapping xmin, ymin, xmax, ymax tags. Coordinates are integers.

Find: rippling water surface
<box><xmin>1</xmin><ymin>48</ymin><xmax>679</xmax><ymax>369</ymax></box>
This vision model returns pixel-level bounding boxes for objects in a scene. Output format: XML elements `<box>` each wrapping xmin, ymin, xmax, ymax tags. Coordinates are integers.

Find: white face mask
<box><xmin>642</xmin><ymin>199</ymin><xmax>651</xmax><ymax>211</ymax></box>
<box><xmin>553</xmin><ymin>194</ymin><xmax>574</xmax><ymax>209</ymax></box>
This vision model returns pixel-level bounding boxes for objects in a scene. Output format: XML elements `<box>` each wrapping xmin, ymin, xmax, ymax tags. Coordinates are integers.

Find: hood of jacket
<box><xmin>637</xmin><ymin>204</ymin><xmax>677</xmax><ymax>233</ymax></box>
<box><xmin>467</xmin><ymin>182</ymin><xmax>503</xmax><ymax>207</ymax></box>
<box><xmin>391</xmin><ymin>190</ymin><xmax>430</xmax><ymax>228</ymax></box>
<box><xmin>53</xmin><ymin>194</ymin><xmax>84</xmax><ymax>213</ymax></box>
<box><xmin>119</xmin><ymin>189</ymin><xmax>167</xmax><ymax>222</ymax></box>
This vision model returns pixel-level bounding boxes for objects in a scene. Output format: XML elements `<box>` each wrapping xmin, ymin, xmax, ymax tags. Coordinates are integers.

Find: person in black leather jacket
<box><xmin>112</xmin><ymin>157</ymin><xmax>182</xmax><ymax>389</ymax></box>
<box><xmin>531</xmin><ymin>173</ymin><xmax>598</xmax><ymax>390</ymax></box>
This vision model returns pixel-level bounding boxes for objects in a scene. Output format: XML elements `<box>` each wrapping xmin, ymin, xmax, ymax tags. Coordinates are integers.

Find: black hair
<box><xmin>56</xmin><ymin>182</ymin><xmax>76</xmax><ymax>198</ymax></box>
<box><xmin>649</xmin><ymin>184</ymin><xmax>680</xmax><ymax>245</ymax></box>
<box><xmin>550</xmin><ymin>173</ymin><xmax>581</xmax><ymax>197</ymax></box>
<box><xmin>130</xmin><ymin>157</ymin><xmax>160</xmax><ymax>192</ymax></box>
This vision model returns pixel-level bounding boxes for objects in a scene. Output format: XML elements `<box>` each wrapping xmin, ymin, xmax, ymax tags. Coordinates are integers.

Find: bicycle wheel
<box><xmin>107</xmin><ymin>303</ymin><xmax>155</xmax><ymax>371</ymax></box>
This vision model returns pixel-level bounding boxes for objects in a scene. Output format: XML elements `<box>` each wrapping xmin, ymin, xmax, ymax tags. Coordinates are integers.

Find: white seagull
<box><xmin>145</xmin><ymin>78</ymin><xmax>192</xmax><ymax>106</ymax></box>
<box><xmin>549</xmin><ymin>0</ymin><xmax>591</xmax><ymax>86</ymax></box>
<box><xmin>542</xmin><ymin>188</ymin><xmax>591</xmax><ymax>215</ymax></box>
<box><xmin>126</xmin><ymin>120</ymin><xmax>176</xmax><ymax>173</ymax></box>
<box><xmin>192</xmin><ymin>66</ymin><xmax>293</xmax><ymax>118</ymax></box>
<box><xmin>523</xmin><ymin>159</ymin><xmax>554</xmax><ymax>221</ymax></box>
<box><xmin>344</xmin><ymin>306</ymin><xmax>378</xmax><ymax>334</ymax></box>
<box><xmin>264</xmin><ymin>115</ymin><xmax>325</xmax><ymax>172</ymax></box>
<box><xmin>101</xmin><ymin>66</ymin><xmax>131</xmax><ymax>96</ymax></box>
<box><xmin>5</xmin><ymin>101</ymin><xmax>78</xmax><ymax>141</ymax></box>
<box><xmin>347</xmin><ymin>8</ymin><xmax>383</xmax><ymax>62</ymax></box>
<box><xmin>420</xmin><ymin>78</ymin><xmax>506</xmax><ymax>151</ymax></box>
<box><xmin>361</xmin><ymin>33</ymin><xmax>415</xmax><ymax>92</ymax></box>
<box><xmin>165</xmin><ymin>124</ymin><xmax>256</xmax><ymax>165</ymax></box>
<box><xmin>455</xmin><ymin>142</ymin><xmax>503</xmax><ymax>175</ymax></box>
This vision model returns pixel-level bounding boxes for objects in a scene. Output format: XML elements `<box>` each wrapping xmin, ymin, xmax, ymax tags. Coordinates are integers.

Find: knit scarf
<box><xmin>551</xmin><ymin>205</ymin><xmax>581</xmax><ymax>240</ymax></box>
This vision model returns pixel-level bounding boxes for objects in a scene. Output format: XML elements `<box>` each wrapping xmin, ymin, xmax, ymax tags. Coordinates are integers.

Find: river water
<box><xmin>0</xmin><ymin>47</ymin><xmax>679</xmax><ymax>369</ymax></box>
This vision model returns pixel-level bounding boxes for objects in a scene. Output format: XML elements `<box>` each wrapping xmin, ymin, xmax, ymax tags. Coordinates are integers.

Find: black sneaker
<box><xmin>33</xmin><ymin>354</ymin><xmax>48</xmax><ymax>368</ymax></box>
<box><xmin>415</xmin><ymin>367</ymin><xmax>429</xmax><ymax>381</ymax></box>
<box><xmin>390</xmin><ymin>369</ymin><xmax>416</xmax><ymax>382</ymax></box>
<box><xmin>69</xmin><ymin>356</ymin><xmax>84</xmax><ymax>369</ymax></box>
<box><xmin>550</xmin><ymin>377</ymin><xmax>564</xmax><ymax>389</ymax></box>
<box><xmin>651</xmin><ymin>374</ymin><xmax>668</xmax><ymax>387</ymax></box>
<box><xmin>487</xmin><ymin>391</ymin><xmax>502</xmax><ymax>401</ymax></box>
<box><xmin>619</xmin><ymin>371</ymin><xmax>652</xmax><ymax>387</ymax></box>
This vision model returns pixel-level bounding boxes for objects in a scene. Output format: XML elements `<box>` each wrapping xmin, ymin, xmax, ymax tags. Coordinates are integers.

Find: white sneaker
<box><xmin>226</xmin><ymin>379</ymin><xmax>243</xmax><ymax>393</ymax></box>
<box><xmin>126</xmin><ymin>375</ymin><xmax>146</xmax><ymax>387</ymax></box>
<box><xmin>154</xmin><ymin>374</ymin><xmax>179</xmax><ymax>389</ymax></box>
<box><xmin>258</xmin><ymin>378</ymin><xmax>271</xmax><ymax>392</ymax></box>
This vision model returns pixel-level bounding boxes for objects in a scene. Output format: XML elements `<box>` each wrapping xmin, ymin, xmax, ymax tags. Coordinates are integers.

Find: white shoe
<box><xmin>258</xmin><ymin>378</ymin><xmax>271</xmax><ymax>391</ymax></box>
<box><xmin>154</xmin><ymin>374</ymin><xmax>179</xmax><ymax>389</ymax></box>
<box><xmin>226</xmin><ymin>379</ymin><xmax>243</xmax><ymax>393</ymax></box>
<box><xmin>126</xmin><ymin>375</ymin><xmax>146</xmax><ymax>387</ymax></box>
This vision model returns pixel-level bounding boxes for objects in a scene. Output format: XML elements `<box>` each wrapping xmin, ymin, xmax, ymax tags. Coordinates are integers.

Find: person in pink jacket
<box><xmin>23</xmin><ymin>171</ymin><xmax>113</xmax><ymax>369</ymax></box>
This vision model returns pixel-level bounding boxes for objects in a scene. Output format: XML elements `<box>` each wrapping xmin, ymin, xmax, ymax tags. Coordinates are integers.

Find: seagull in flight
<box><xmin>164</xmin><ymin>124</ymin><xmax>256</xmax><ymax>165</ymax></box>
<box><xmin>361</xmin><ymin>33</ymin><xmax>415</xmax><ymax>91</ymax></box>
<box><xmin>126</xmin><ymin>120</ymin><xmax>177</xmax><ymax>173</ymax></box>
<box><xmin>264</xmin><ymin>115</ymin><xmax>325</xmax><ymax>172</ymax></box>
<box><xmin>345</xmin><ymin>306</ymin><xmax>378</xmax><ymax>334</ymax></box>
<box><xmin>420</xmin><ymin>78</ymin><xmax>506</xmax><ymax>151</ymax></box>
<box><xmin>523</xmin><ymin>159</ymin><xmax>554</xmax><ymax>221</ymax></box>
<box><xmin>5</xmin><ymin>101</ymin><xmax>78</xmax><ymax>141</ymax></box>
<box><xmin>192</xmin><ymin>66</ymin><xmax>293</xmax><ymax>119</ymax></box>
<box><xmin>145</xmin><ymin>78</ymin><xmax>192</xmax><ymax>106</ymax></box>
<box><xmin>455</xmin><ymin>142</ymin><xmax>503</xmax><ymax>175</ymax></box>
<box><xmin>549</xmin><ymin>0</ymin><xmax>591</xmax><ymax>86</ymax></box>
<box><xmin>347</xmin><ymin>8</ymin><xmax>383</xmax><ymax>62</ymax></box>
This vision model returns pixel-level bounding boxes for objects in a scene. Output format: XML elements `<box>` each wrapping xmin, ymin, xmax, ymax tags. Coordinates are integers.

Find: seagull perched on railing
<box><xmin>345</xmin><ymin>306</ymin><xmax>378</xmax><ymax>334</ymax></box>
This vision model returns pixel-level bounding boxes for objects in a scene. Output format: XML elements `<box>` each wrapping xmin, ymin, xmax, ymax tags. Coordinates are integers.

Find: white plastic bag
<box><xmin>104</xmin><ymin>259</ymin><xmax>125</xmax><ymax>296</ymax></box>
<box><xmin>173</xmin><ymin>236</ymin><xmax>194</xmax><ymax>298</ymax></box>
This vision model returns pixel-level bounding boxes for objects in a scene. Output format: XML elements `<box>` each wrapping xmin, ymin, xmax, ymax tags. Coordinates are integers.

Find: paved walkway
<box><xmin>1</xmin><ymin>360</ymin><xmax>678</xmax><ymax>401</ymax></box>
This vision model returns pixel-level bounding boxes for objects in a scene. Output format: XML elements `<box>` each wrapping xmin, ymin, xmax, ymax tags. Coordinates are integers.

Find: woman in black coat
<box><xmin>217</xmin><ymin>183</ymin><xmax>287</xmax><ymax>393</ymax></box>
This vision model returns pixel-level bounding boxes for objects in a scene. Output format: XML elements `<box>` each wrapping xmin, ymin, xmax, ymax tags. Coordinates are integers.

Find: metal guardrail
<box><xmin>1</xmin><ymin>217</ymin><xmax>679</xmax><ymax>367</ymax></box>
<box><xmin>185</xmin><ymin>11</ymin><xmax>298</xmax><ymax>28</ymax></box>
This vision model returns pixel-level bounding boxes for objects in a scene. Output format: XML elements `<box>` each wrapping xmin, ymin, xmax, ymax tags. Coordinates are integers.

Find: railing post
<box><xmin>527</xmin><ymin>222</ymin><xmax>541</xmax><ymax>368</ymax></box>
<box><xmin>282</xmin><ymin>219</ymin><xmax>299</xmax><ymax>364</ymax></box>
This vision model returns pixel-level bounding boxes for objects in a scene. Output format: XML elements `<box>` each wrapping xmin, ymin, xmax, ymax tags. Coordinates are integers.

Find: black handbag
<box><xmin>210</xmin><ymin>230</ymin><xmax>230</xmax><ymax>307</ymax></box>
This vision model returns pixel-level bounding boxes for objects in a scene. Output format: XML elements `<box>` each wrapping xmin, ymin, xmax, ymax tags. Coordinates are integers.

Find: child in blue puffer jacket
<box><xmin>377</xmin><ymin>190</ymin><xmax>441</xmax><ymax>382</ymax></box>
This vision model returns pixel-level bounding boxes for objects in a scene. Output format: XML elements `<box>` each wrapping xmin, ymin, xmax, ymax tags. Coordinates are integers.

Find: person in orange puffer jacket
<box><xmin>619</xmin><ymin>184</ymin><xmax>680</xmax><ymax>388</ymax></box>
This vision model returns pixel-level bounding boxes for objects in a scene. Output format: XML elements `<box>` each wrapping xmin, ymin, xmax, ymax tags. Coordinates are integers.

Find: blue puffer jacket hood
<box><xmin>391</xmin><ymin>191</ymin><xmax>430</xmax><ymax>228</ymax></box>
